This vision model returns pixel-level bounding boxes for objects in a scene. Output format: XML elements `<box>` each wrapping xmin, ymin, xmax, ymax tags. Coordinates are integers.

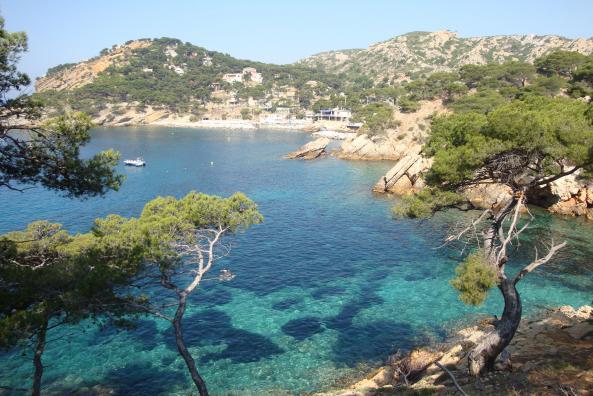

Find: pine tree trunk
<box><xmin>468</xmin><ymin>278</ymin><xmax>522</xmax><ymax>375</ymax></box>
<box><xmin>173</xmin><ymin>295</ymin><xmax>209</xmax><ymax>396</ymax></box>
<box><xmin>32</xmin><ymin>318</ymin><xmax>48</xmax><ymax>396</ymax></box>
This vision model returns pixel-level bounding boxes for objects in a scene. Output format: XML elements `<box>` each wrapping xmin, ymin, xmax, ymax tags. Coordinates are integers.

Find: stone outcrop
<box><xmin>335</xmin><ymin>100</ymin><xmax>444</xmax><ymax>161</ymax></box>
<box><xmin>35</xmin><ymin>40</ymin><xmax>152</xmax><ymax>92</ymax></box>
<box><xmin>285</xmin><ymin>137</ymin><xmax>330</xmax><ymax>160</ymax></box>
<box><xmin>372</xmin><ymin>151</ymin><xmax>432</xmax><ymax>194</ymax></box>
<box><xmin>530</xmin><ymin>174</ymin><xmax>593</xmax><ymax>220</ymax></box>
<box><xmin>374</xmin><ymin>153</ymin><xmax>593</xmax><ymax>219</ymax></box>
<box><xmin>318</xmin><ymin>305</ymin><xmax>593</xmax><ymax>396</ymax></box>
<box><xmin>336</xmin><ymin>134</ymin><xmax>411</xmax><ymax>160</ymax></box>
<box><xmin>462</xmin><ymin>183</ymin><xmax>513</xmax><ymax>211</ymax></box>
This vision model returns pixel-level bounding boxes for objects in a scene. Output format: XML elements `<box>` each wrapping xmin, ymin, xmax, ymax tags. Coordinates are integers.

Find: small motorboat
<box><xmin>124</xmin><ymin>157</ymin><xmax>146</xmax><ymax>167</ymax></box>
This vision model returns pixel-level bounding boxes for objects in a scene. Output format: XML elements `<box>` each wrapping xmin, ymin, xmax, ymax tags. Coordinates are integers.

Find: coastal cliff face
<box><xmin>336</xmin><ymin>99</ymin><xmax>444</xmax><ymax>160</ymax></box>
<box><xmin>35</xmin><ymin>40</ymin><xmax>152</xmax><ymax>92</ymax></box>
<box><xmin>300</xmin><ymin>30</ymin><xmax>593</xmax><ymax>81</ymax></box>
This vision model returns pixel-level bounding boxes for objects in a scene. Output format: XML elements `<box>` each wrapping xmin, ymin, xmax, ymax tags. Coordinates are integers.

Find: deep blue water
<box><xmin>0</xmin><ymin>127</ymin><xmax>592</xmax><ymax>395</ymax></box>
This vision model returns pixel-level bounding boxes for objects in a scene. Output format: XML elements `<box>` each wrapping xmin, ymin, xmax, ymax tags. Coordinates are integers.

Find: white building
<box><xmin>242</xmin><ymin>67</ymin><xmax>263</xmax><ymax>84</ymax></box>
<box><xmin>222</xmin><ymin>67</ymin><xmax>263</xmax><ymax>84</ymax></box>
<box><xmin>222</xmin><ymin>73</ymin><xmax>243</xmax><ymax>84</ymax></box>
<box><xmin>167</xmin><ymin>65</ymin><xmax>185</xmax><ymax>75</ymax></box>
<box><xmin>314</xmin><ymin>108</ymin><xmax>352</xmax><ymax>122</ymax></box>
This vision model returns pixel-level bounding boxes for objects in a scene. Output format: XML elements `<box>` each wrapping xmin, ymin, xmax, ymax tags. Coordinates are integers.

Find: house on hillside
<box><xmin>222</xmin><ymin>67</ymin><xmax>263</xmax><ymax>84</ymax></box>
<box><xmin>222</xmin><ymin>73</ymin><xmax>243</xmax><ymax>84</ymax></box>
<box><xmin>242</xmin><ymin>67</ymin><xmax>263</xmax><ymax>84</ymax></box>
<box><xmin>315</xmin><ymin>108</ymin><xmax>352</xmax><ymax>122</ymax></box>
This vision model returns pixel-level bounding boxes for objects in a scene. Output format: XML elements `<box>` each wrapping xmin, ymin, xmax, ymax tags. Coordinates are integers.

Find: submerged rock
<box><xmin>285</xmin><ymin>137</ymin><xmax>330</xmax><ymax>160</ymax></box>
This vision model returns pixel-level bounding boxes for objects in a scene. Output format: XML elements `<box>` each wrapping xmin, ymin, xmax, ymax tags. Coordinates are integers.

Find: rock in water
<box><xmin>373</xmin><ymin>151</ymin><xmax>432</xmax><ymax>194</ymax></box>
<box><xmin>285</xmin><ymin>137</ymin><xmax>330</xmax><ymax>160</ymax></box>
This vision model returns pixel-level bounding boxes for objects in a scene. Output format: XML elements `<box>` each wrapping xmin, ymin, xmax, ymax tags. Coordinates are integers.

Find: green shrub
<box><xmin>450</xmin><ymin>251</ymin><xmax>497</xmax><ymax>306</ymax></box>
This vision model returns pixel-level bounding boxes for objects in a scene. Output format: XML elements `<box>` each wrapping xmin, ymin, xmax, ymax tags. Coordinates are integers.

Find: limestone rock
<box><xmin>463</xmin><ymin>183</ymin><xmax>513</xmax><ymax>211</ymax></box>
<box><xmin>338</xmin><ymin>134</ymin><xmax>395</xmax><ymax>160</ymax></box>
<box><xmin>285</xmin><ymin>137</ymin><xmax>330</xmax><ymax>160</ymax></box>
<box><xmin>373</xmin><ymin>152</ymin><xmax>432</xmax><ymax>194</ymax></box>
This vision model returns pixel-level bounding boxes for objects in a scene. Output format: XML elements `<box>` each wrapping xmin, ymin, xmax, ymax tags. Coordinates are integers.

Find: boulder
<box><xmin>373</xmin><ymin>152</ymin><xmax>432</xmax><ymax>194</ymax></box>
<box><xmin>337</xmin><ymin>134</ymin><xmax>419</xmax><ymax>160</ymax></box>
<box><xmin>284</xmin><ymin>137</ymin><xmax>330</xmax><ymax>160</ymax></box>
<box><xmin>463</xmin><ymin>183</ymin><xmax>513</xmax><ymax>211</ymax></box>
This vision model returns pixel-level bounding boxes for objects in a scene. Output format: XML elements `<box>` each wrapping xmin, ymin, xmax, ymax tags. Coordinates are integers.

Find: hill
<box><xmin>298</xmin><ymin>30</ymin><xmax>593</xmax><ymax>81</ymax></box>
<box><xmin>35</xmin><ymin>37</ymin><xmax>343</xmax><ymax>116</ymax></box>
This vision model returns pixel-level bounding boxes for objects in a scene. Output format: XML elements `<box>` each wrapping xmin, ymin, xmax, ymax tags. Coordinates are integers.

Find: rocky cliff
<box><xmin>300</xmin><ymin>30</ymin><xmax>593</xmax><ymax>81</ymax></box>
<box><xmin>336</xmin><ymin>99</ymin><xmax>444</xmax><ymax>160</ymax></box>
<box><xmin>35</xmin><ymin>40</ymin><xmax>152</xmax><ymax>92</ymax></box>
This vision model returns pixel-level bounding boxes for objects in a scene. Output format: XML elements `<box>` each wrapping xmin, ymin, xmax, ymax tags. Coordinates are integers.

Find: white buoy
<box><xmin>210</xmin><ymin>161</ymin><xmax>214</xmax><ymax>166</ymax></box>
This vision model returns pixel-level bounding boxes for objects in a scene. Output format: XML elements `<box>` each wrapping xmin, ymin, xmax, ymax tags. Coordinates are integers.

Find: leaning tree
<box><xmin>0</xmin><ymin>15</ymin><xmax>127</xmax><ymax>395</ymax></box>
<box><xmin>395</xmin><ymin>96</ymin><xmax>593</xmax><ymax>375</ymax></box>
<box><xmin>95</xmin><ymin>191</ymin><xmax>263</xmax><ymax>396</ymax></box>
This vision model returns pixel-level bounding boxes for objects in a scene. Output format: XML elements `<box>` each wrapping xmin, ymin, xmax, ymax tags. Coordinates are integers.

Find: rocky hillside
<box><xmin>35</xmin><ymin>40</ymin><xmax>152</xmax><ymax>92</ymax></box>
<box><xmin>299</xmin><ymin>30</ymin><xmax>593</xmax><ymax>81</ymax></box>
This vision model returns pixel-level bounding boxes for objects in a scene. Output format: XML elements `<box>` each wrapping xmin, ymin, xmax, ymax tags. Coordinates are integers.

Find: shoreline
<box><xmin>98</xmin><ymin>118</ymin><xmax>319</xmax><ymax>132</ymax></box>
<box><xmin>317</xmin><ymin>304</ymin><xmax>593</xmax><ymax>395</ymax></box>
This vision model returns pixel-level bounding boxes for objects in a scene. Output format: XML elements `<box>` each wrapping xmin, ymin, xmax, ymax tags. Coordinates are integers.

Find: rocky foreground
<box><xmin>318</xmin><ymin>305</ymin><xmax>593</xmax><ymax>395</ymax></box>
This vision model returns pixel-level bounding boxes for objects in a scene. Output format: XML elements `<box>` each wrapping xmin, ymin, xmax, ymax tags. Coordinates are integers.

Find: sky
<box><xmin>2</xmin><ymin>0</ymin><xmax>593</xmax><ymax>84</ymax></box>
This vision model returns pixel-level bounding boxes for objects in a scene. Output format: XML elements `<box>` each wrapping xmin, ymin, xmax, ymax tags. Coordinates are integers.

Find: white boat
<box><xmin>124</xmin><ymin>157</ymin><xmax>146</xmax><ymax>167</ymax></box>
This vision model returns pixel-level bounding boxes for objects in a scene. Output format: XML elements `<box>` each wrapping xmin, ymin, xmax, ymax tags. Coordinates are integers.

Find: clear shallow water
<box><xmin>0</xmin><ymin>127</ymin><xmax>592</xmax><ymax>395</ymax></box>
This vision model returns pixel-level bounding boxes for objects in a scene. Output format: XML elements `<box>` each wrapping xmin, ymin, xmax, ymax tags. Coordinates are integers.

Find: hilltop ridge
<box><xmin>298</xmin><ymin>30</ymin><xmax>593</xmax><ymax>81</ymax></box>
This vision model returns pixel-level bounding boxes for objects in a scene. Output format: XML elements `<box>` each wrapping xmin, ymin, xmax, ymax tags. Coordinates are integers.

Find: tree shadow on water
<box><xmin>164</xmin><ymin>309</ymin><xmax>284</xmax><ymax>364</ymax></box>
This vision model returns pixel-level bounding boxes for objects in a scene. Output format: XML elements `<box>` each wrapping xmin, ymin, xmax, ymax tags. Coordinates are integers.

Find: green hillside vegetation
<box><xmin>35</xmin><ymin>41</ymin><xmax>593</xmax><ymax>138</ymax></box>
<box><xmin>36</xmin><ymin>38</ymin><xmax>346</xmax><ymax>115</ymax></box>
<box><xmin>388</xmin><ymin>51</ymin><xmax>593</xmax><ymax>117</ymax></box>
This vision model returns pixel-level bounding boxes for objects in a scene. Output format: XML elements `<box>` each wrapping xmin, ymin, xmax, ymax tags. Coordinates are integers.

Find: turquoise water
<box><xmin>0</xmin><ymin>127</ymin><xmax>592</xmax><ymax>395</ymax></box>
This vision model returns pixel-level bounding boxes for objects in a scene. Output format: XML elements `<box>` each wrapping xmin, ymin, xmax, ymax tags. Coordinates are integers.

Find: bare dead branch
<box><xmin>435</xmin><ymin>362</ymin><xmax>468</xmax><ymax>396</ymax></box>
<box><xmin>436</xmin><ymin>209</ymin><xmax>491</xmax><ymax>249</ymax></box>
<box><xmin>514</xmin><ymin>241</ymin><xmax>567</xmax><ymax>285</ymax></box>
<box><xmin>495</xmin><ymin>192</ymin><xmax>525</xmax><ymax>266</ymax></box>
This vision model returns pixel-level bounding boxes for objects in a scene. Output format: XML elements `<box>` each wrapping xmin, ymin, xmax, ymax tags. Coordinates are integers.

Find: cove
<box><xmin>0</xmin><ymin>127</ymin><xmax>592</xmax><ymax>395</ymax></box>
